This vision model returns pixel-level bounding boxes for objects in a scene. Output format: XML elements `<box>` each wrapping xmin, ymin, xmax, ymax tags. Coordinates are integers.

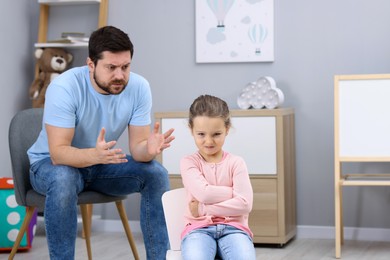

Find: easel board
<box><xmin>334</xmin><ymin>74</ymin><xmax>390</xmax><ymax>160</ymax></box>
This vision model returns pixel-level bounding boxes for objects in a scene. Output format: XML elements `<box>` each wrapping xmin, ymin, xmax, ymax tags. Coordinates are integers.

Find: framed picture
<box><xmin>196</xmin><ymin>0</ymin><xmax>274</xmax><ymax>63</ymax></box>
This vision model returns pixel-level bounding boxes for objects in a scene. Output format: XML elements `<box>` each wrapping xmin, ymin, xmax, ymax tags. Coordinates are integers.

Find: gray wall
<box><xmin>0</xmin><ymin>1</ymin><xmax>36</xmax><ymax>175</ymax></box>
<box><xmin>2</xmin><ymin>0</ymin><xmax>390</xmax><ymax>229</ymax></box>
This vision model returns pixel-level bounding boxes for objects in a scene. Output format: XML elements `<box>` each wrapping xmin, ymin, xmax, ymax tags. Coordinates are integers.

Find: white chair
<box><xmin>162</xmin><ymin>188</ymin><xmax>187</xmax><ymax>260</ymax></box>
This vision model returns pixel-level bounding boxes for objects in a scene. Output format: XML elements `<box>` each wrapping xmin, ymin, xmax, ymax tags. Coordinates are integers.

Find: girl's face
<box><xmin>191</xmin><ymin>116</ymin><xmax>229</xmax><ymax>162</ymax></box>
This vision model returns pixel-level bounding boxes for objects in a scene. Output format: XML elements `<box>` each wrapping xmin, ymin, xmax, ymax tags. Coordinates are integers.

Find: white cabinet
<box><xmin>155</xmin><ymin>108</ymin><xmax>297</xmax><ymax>244</ymax></box>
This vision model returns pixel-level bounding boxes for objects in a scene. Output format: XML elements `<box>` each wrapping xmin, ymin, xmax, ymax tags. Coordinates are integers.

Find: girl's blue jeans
<box><xmin>30</xmin><ymin>155</ymin><xmax>170</xmax><ymax>260</ymax></box>
<box><xmin>181</xmin><ymin>224</ymin><xmax>256</xmax><ymax>260</ymax></box>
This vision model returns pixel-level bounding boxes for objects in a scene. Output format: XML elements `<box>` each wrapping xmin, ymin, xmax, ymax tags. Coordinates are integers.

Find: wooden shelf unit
<box><xmin>155</xmin><ymin>108</ymin><xmax>297</xmax><ymax>245</ymax></box>
<box><xmin>34</xmin><ymin>0</ymin><xmax>108</xmax><ymax>76</ymax></box>
<box><xmin>36</xmin><ymin>0</ymin><xmax>108</xmax><ymax>46</ymax></box>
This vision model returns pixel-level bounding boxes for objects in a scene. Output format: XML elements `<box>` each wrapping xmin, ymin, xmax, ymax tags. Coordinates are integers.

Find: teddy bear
<box><xmin>29</xmin><ymin>48</ymin><xmax>73</xmax><ymax>108</ymax></box>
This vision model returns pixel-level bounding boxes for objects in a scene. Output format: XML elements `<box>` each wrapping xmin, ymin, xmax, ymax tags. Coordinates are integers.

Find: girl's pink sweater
<box><xmin>180</xmin><ymin>151</ymin><xmax>254</xmax><ymax>239</ymax></box>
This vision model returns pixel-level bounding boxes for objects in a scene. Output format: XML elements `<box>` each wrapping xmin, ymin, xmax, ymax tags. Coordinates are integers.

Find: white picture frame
<box><xmin>196</xmin><ymin>0</ymin><xmax>274</xmax><ymax>63</ymax></box>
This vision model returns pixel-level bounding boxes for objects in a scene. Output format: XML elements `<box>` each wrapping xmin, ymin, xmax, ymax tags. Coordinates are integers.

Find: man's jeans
<box><xmin>30</xmin><ymin>155</ymin><xmax>170</xmax><ymax>260</ymax></box>
<box><xmin>181</xmin><ymin>224</ymin><xmax>256</xmax><ymax>260</ymax></box>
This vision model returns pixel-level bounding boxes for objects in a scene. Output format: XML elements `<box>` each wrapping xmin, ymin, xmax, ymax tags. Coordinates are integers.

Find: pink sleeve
<box><xmin>202</xmin><ymin>157</ymin><xmax>253</xmax><ymax>216</ymax></box>
<box><xmin>180</xmin><ymin>156</ymin><xmax>233</xmax><ymax>204</ymax></box>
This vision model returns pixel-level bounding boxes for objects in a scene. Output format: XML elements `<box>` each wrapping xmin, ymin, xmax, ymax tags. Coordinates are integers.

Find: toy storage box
<box><xmin>0</xmin><ymin>177</ymin><xmax>37</xmax><ymax>251</ymax></box>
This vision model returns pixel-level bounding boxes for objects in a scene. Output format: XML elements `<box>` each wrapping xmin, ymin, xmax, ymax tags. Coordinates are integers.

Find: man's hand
<box><xmin>95</xmin><ymin>128</ymin><xmax>128</xmax><ymax>164</ymax></box>
<box><xmin>147</xmin><ymin>122</ymin><xmax>175</xmax><ymax>156</ymax></box>
<box><xmin>189</xmin><ymin>199</ymin><xmax>200</xmax><ymax>218</ymax></box>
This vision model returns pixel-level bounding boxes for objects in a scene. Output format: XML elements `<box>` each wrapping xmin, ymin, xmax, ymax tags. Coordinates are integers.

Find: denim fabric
<box><xmin>181</xmin><ymin>224</ymin><xmax>256</xmax><ymax>260</ymax></box>
<box><xmin>30</xmin><ymin>155</ymin><xmax>169</xmax><ymax>260</ymax></box>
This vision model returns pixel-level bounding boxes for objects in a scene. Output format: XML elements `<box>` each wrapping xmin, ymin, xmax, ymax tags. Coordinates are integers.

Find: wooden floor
<box><xmin>3</xmin><ymin>225</ymin><xmax>390</xmax><ymax>260</ymax></box>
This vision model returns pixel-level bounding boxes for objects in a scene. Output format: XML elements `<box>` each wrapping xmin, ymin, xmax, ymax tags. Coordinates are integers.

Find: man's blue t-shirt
<box><xmin>27</xmin><ymin>66</ymin><xmax>152</xmax><ymax>164</ymax></box>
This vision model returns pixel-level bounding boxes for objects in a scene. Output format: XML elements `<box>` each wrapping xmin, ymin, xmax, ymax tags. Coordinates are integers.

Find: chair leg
<box><xmin>80</xmin><ymin>205</ymin><xmax>92</xmax><ymax>260</ymax></box>
<box><xmin>82</xmin><ymin>204</ymin><xmax>93</xmax><ymax>239</ymax></box>
<box><xmin>115</xmin><ymin>201</ymin><xmax>140</xmax><ymax>260</ymax></box>
<box><xmin>8</xmin><ymin>207</ymin><xmax>36</xmax><ymax>260</ymax></box>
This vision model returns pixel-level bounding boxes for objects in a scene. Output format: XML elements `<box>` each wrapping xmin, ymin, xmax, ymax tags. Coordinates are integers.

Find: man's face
<box><xmin>88</xmin><ymin>51</ymin><xmax>131</xmax><ymax>95</ymax></box>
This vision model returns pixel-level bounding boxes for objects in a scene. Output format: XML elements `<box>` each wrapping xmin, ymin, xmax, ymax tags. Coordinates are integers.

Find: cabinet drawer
<box><xmin>249</xmin><ymin>178</ymin><xmax>278</xmax><ymax>237</ymax></box>
<box><xmin>169</xmin><ymin>176</ymin><xmax>183</xmax><ymax>189</ymax></box>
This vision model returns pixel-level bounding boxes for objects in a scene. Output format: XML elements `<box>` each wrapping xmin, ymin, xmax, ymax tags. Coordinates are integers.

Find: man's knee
<box><xmin>49</xmin><ymin>165</ymin><xmax>82</xmax><ymax>193</ymax></box>
<box><xmin>142</xmin><ymin>160</ymin><xmax>170</xmax><ymax>190</ymax></box>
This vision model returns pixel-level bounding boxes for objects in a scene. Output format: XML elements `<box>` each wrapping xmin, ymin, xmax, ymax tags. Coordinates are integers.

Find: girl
<box><xmin>180</xmin><ymin>95</ymin><xmax>256</xmax><ymax>260</ymax></box>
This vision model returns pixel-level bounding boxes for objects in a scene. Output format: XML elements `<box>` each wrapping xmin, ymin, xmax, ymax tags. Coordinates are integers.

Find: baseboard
<box><xmin>90</xmin><ymin>220</ymin><xmax>390</xmax><ymax>242</ymax></box>
<box><xmin>297</xmin><ymin>225</ymin><xmax>390</xmax><ymax>241</ymax></box>
<box><xmin>91</xmin><ymin>218</ymin><xmax>142</xmax><ymax>234</ymax></box>
<box><xmin>37</xmin><ymin>216</ymin><xmax>143</xmax><ymax>235</ymax></box>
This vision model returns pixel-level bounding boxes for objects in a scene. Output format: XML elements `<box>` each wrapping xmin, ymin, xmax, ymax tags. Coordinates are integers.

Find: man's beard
<box><xmin>93</xmin><ymin>71</ymin><xmax>128</xmax><ymax>95</ymax></box>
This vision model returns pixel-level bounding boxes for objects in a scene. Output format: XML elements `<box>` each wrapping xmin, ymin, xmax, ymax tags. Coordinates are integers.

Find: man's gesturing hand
<box><xmin>147</xmin><ymin>122</ymin><xmax>175</xmax><ymax>156</ymax></box>
<box><xmin>95</xmin><ymin>127</ymin><xmax>128</xmax><ymax>164</ymax></box>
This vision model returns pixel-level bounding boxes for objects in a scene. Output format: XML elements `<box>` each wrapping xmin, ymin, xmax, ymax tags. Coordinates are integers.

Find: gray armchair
<box><xmin>8</xmin><ymin>108</ymin><xmax>139</xmax><ymax>260</ymax></box>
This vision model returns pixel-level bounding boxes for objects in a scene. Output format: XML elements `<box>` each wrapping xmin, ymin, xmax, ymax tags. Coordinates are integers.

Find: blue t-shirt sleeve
<box><xmin>44</xmin><ymin>71</ymin><xmax>79</xmax><ymax>128</ymax></box>
<box><xmin>128</xmin><ymin>74</ymin><xmax>152</xmax><ymax>126</ymax></box>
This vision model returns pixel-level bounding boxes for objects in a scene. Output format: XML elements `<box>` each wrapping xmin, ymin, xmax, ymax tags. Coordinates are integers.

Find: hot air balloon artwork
<box><xmin>196</xmin><ymin>0</ymin><xmax>274</xmax><ymax>63</ymax></box>
<box><xmin>206</xmin><ymin>0</ymin><xmax>235</xmax><ymax>29</ymax></box>
<box><xmin>248</xmin><ymin>23</ymin><xmax>268</xmax><ymax>55</ymax></box>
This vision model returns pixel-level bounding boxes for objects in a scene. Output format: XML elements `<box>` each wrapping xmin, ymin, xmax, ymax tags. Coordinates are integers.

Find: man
<box><xmin>27</xmin><ymin>26</ymin><xmax>174</xmax><ymax>260</ymax></box>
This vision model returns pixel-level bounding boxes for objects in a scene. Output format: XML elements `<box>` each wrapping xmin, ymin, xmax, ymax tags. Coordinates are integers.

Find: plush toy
<box><xmin>29</xmin><ymin>48</ymin><xmax>73</xmax><ymax>108</ymax></box>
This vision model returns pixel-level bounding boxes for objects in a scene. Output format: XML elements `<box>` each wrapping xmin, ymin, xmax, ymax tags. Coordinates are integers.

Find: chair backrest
<box><xmin>8</xmin><ymin>108</ymin><xmax>44</xmax><ymax>207</ymax></box>
<box><xmin>162</xmin><ymin>188</ymin><xmax>187</xmax><ymax>251</ymax></box>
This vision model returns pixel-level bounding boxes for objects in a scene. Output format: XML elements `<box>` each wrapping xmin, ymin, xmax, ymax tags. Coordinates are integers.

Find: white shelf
<box><xmin>34</xmin><ymin>42</ymin><xmax>88</xmax><ymax>48</ymax></box>
<box><xmin>38</xmin><ymin>0</ymin><xmax>100</xmax><ymax>5</ymax></box>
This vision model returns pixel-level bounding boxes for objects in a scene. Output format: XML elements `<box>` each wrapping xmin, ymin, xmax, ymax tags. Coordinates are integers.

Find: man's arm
<box><xmin>46</xmin><ymin>124</ymin><xmax>128</xmax><ymax>167</ymax></box>
<box><xmin>128</xmin><ymin>122</ymin><xmax>174</xmax><ymax>162</ymax></box>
